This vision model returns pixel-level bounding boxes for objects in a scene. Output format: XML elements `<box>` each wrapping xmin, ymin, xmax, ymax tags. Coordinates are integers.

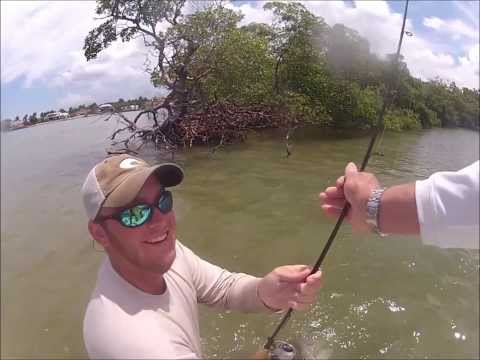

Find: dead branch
<box><xmin>285</xmin><ymin>126</ymin><xmax>297</xmax><ymax>158</ymax></box>
<box><xmin>104</xmin><ymin>102</ymin><xmax>297</xmax><ymax>156</ymax></box>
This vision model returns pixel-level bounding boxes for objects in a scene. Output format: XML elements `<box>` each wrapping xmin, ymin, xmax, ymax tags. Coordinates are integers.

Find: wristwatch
<box><xmin>366</xmin><ymin>187</ymin><xmax>388</xmax><ymax>237</ymax></box>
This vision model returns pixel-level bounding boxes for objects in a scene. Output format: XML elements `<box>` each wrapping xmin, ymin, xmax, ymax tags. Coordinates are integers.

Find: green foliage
<box><xmin>417</xmin><ymin>79</ymin><xmax>479</xmax><ymax>130</ymax></box>
<box><xmin>415</xmin><ymin>102</ymin><xmax>440</xmax><ymax>128</ymax></box>
<box><xmin>84</xmin><ymin>0</ymin><xmax>479</xmax><ymax>133</ymax></box>
<box><xmin>384</xmin><ymin>109</ymin><xmax>421</xmax><ymax>131</ymax></box>
<box><xmin>84</xmin><ymin>0</ymin><xmax>186</xmax><ymax>60</ymax></box>
<box><xmin>264</xmin><ymin>2</ymin><xmax>328</xmax><ymax>96</ymax></box>
<box><xmin>84</xmin><ymin>19</ymin><xmax>117</xmax><ymax>61</ymax></box>
<box><xmin>323</xmin><ymin>82</ymin><xmax>381</xmax><ymax>129</ymax></box>
<box><xmin>355</xmin><ymin>86</ymin><xmax>382</xmax><ymax>128</ymax></box>
<box><xmin>280</xmin><ymin>91</ymin><xmax>330</xmax><ymax>125</ymax></box>
<box><xmin>200</xmin><ymin>29</ymin><xmax>275</xmax><ymax>105</ymax></box>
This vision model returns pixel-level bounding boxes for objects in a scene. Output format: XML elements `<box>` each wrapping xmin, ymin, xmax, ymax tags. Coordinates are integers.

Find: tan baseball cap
<box><xmin>81</xmin><ymin>154</ymin><xmax>184</xmax><ymax>220</ymax></box>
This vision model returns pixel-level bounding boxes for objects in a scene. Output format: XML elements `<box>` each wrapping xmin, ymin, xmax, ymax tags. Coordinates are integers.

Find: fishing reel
<box><xmin>254</xmin><ymin>340</ymin><xmax>299</xmax><ymax>360</ymax></box>
<box><xmin>268</xmin><ymin>340</ymin><xmax>297</xmax><ymax>360</ymax></box>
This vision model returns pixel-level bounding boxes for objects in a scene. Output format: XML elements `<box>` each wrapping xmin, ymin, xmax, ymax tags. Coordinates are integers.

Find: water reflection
<box><xmin>1</xmin><ymin>118</ymin><xmax>478</xmax><ymax>359</ymax></box>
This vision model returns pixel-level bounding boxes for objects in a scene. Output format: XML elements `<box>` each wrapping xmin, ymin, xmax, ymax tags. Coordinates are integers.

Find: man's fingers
<box><xmin>323</xmin><ymin>186</ymin><xmax>345</xmax><ymax>199</ymax></box>
<box><xmin>306</xmin><ymin>271</ymin><xmax>323</xmax><ymax>284</ymax></box>
<box><xmin>299</xmin><ymin>272</ymin><xmax>323</xmax><ymax>295</ymax></box>
<box><xmin>336</xmin><ymin>176</ymin><xmax>345</xmax><ymax>189</ymax></box>
<box><xmin>288</xmin><ymin>300</ymin><xmax>298</xmax><ymax>309</ymax></box>
<box><xmin>321</xmin><ymin>198</ymin><xmax>346</xmax><ymax>209</ymax></box>
<box><xmin>345</xmin><ymin>162</ymin><xmax>358</xmax><ymax>177</ymax></box>
<box><xmin>296</xmin><ymin>293</ymin><xmax>316</xmax><ymax>304</ymax></box>
<box><xmin>322</xmin><ymin>205</ymin><xmax>352</xmax><ymax>221</ymax></box>
<box><xmin>293</xmin><ymin>290</ymin><xmax>315</xmax><ymax>303</ymax></box>
<box><xmin>321</xmin><ymin>204</ymin><xmax>343</xmax><ymax>218</ymax></box>
<box><xmin>288</xmin><ymin>300</ymin><xmax>312</xmax><ymax>311</ymax></box>
<box><xmin>275</xmin><ymin>265</ymin><xmax>311</xmax><ymax>283</ymax></box>
<box><xmin>297</xmin><ymin>285</ymin><xmax>320</xmax><ymax>298</ymax></box>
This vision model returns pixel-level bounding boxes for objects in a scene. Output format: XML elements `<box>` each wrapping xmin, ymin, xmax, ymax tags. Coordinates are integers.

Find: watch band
<box><xmin>366</xmin><ymin>187</ymin><xmax>388</xmax><ymax>237</ymax></box>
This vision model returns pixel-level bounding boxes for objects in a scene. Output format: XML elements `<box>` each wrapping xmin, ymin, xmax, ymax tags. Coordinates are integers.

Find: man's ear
<box><xmin>88</xmin><ymin>221</ymin><xmax>110</xmax><ymax>249</ymax></box>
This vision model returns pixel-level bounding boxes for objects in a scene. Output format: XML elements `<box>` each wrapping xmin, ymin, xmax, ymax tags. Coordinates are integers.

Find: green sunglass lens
<box><xmin>120</xmin><ymin>205</ymin><xmax>151</xmax><ymax>227</ymax></box>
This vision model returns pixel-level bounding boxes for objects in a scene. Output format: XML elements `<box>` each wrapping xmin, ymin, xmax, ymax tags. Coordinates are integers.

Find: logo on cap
<box><xmin>119</xmin><ymin>158</ymin><xmax>143</xmax><ymax>169</ymax></box>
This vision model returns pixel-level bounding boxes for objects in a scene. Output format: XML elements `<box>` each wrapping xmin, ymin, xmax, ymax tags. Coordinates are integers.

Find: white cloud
<box><xmin>53</xmin><ymin>41</ymin><xmax>163</xmax><ymax>109</ymax></box>
<box><xmin>301</xmin><ymin>0</ymin><xmax>412</xmax><ymax>57</ymax></box>
<box><xmin>423</xmin><ymin>16</ymin><xmax>443</xmax><ymax>30</ymax></box>
<box><xmin>1</xmin><ymin>1</ymin><xmax>98</xmax><ymax>86</ymax></box>
<box><xmin>1</xmin><ymin>1</ymin><xmax>162</xmax><ymax>111</ymax></box>
<box><xmin>57</xmin><ymin>93</ymin><xmax>96</xmax><ymax>109</ymax></box>
<box><xmin>224</xmin><ymin>1</ymin><xmax>273</xmax><ymax>26</ymax></box>
<box><xmin>423</xmin><ymin>16</ymin><xmax>478</xmax><ymax>41</ymax></box>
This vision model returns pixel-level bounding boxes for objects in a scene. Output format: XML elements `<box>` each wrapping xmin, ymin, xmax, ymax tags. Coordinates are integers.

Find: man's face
<box><xmin>95</xmin><ymin>176</ymin><xmax>177</xmax><ymax>274</ymax></box>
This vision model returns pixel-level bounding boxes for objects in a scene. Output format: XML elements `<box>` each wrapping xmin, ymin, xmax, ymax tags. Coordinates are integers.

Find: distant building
<box><xmin>45</xmin><ymin>112</ymin><xmax>69</xmax><ymax>121</ymax></box>
<box><xmin>122</xmin><ymin>104</ymin><xmax>140</xmax><ymax>112</ymax></box>
<box><xmin>70</xmin><ymin>110</ymin><xmax>89</xmax><ymax>117</ymax></box>
<box><xmin>99</xmin><ymin>103</ymin><xmax>114</xmax><ymax>112</ymax></box>
<box><xmin>144</xmin><ymin>96</ymin><xmax>165</xmax><ymax>109</ymax></box>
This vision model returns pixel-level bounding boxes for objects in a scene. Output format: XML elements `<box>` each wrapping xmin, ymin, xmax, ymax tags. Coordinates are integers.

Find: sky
<box><xmin>1</xmin><ymin>0</ymin><xmax>479</xmax><ymax>120</ymax></box>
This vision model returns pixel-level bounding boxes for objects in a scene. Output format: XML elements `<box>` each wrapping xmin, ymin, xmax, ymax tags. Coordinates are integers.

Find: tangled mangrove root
<box><xmin>105</xmin><ymin>102</ymin><xmax>298</xmax><ymax>156</ymax></box>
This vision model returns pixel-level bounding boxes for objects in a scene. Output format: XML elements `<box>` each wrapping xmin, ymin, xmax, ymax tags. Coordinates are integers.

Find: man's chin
<box><xmin>148</xmin><ymin>248</ymin><xmax>176</xmax><ymax>274</ymax></box>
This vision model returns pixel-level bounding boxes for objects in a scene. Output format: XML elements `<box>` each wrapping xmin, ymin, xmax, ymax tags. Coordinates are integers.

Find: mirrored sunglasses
<box><xmin>101</xmin><ymin>190</ymin><xmax>173</xmax><ymax>228</ymax></box>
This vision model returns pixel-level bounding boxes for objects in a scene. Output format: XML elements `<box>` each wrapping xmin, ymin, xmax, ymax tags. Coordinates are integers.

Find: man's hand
<box><xmin>257</xmin><ymin>265</ymin><xmax>323</xmax><ymax>311</ymax></box>
<box><xmin>319</xmin><ymin>162</ymin><xmax>380</xmax><ymax>232</ymax></box>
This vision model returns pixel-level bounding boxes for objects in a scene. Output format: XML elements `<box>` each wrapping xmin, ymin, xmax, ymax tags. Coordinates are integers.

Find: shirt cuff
<box><xmin>228</xmin><ymin>275</ymin><xmax>276</xmax><ymax>313</ymax></box>
<box><xmin>415</xmin><ymin>178</ymin><xmax>438</xmax><ymax>246</ymax></box>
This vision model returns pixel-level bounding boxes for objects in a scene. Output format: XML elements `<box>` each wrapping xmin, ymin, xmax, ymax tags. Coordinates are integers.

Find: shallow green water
<box><xmin>1</xmin><ymin>114</ymin><xmax>478</xmax><ymax>359</ymax></box>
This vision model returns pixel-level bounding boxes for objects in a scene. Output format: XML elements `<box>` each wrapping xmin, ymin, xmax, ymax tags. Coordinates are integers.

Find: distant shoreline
<box><xmin>2</xmin><ymin>113</ymin><xmax>100</xmax><ymax>132</ymax></box>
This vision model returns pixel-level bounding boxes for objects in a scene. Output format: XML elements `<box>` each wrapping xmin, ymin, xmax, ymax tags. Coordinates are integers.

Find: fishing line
<box><xmin>258</xmin><ymin>0</ymin><xmax>411</xmax><ymax>356</ymax></box>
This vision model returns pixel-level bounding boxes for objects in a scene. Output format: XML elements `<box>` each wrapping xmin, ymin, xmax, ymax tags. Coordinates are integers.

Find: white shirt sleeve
<box><xmin>181</xmin><ymin>245</ymin><xmax>271</xmax><ymax>313</ymax></box>
<box><xmin>415</xmin><ymin>161</ymin><xmax>479</xmax><ymax>249</ymax></box>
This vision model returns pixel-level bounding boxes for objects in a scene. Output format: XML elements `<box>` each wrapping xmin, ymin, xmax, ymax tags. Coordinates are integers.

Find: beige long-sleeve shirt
<box><xmin>83</xmin><ymin>241</ymin><xmax>270</xmax><ymax>359</ymax></box>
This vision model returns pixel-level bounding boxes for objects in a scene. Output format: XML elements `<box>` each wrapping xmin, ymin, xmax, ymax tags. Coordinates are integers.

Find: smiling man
<box><xmin>81</xmin><ymin>154</ymin><xmax>323</xmax><ymax>359</ymax></box>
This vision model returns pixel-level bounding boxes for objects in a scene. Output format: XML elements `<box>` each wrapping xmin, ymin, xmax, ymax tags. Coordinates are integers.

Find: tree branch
<box><xmin>115</xmin><ymin>14</ymin><xmax>157</xmax><ymax>39</ymax></box>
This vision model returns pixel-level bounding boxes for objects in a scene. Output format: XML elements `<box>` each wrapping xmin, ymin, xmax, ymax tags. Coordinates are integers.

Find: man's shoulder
<box><xmin>172</xmin><ymin>240</ymin><xmax>199</xmax><ymax>267</ymax></box>
<box><xmin>168</xmin><ymin>240</ymin><xmax>198</xmax><ymax>283</ymax></box>
<box><xmin>175</xmin><ymin>239</ymin><xmax>191</xmax><ymax>254</ymax></box>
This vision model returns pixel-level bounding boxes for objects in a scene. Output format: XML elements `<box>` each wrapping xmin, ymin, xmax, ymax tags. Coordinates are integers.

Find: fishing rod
<box><xmin>256</xmin><ymin>1</ymin><xmax>410</xmax><ymax>358</ymax></box>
